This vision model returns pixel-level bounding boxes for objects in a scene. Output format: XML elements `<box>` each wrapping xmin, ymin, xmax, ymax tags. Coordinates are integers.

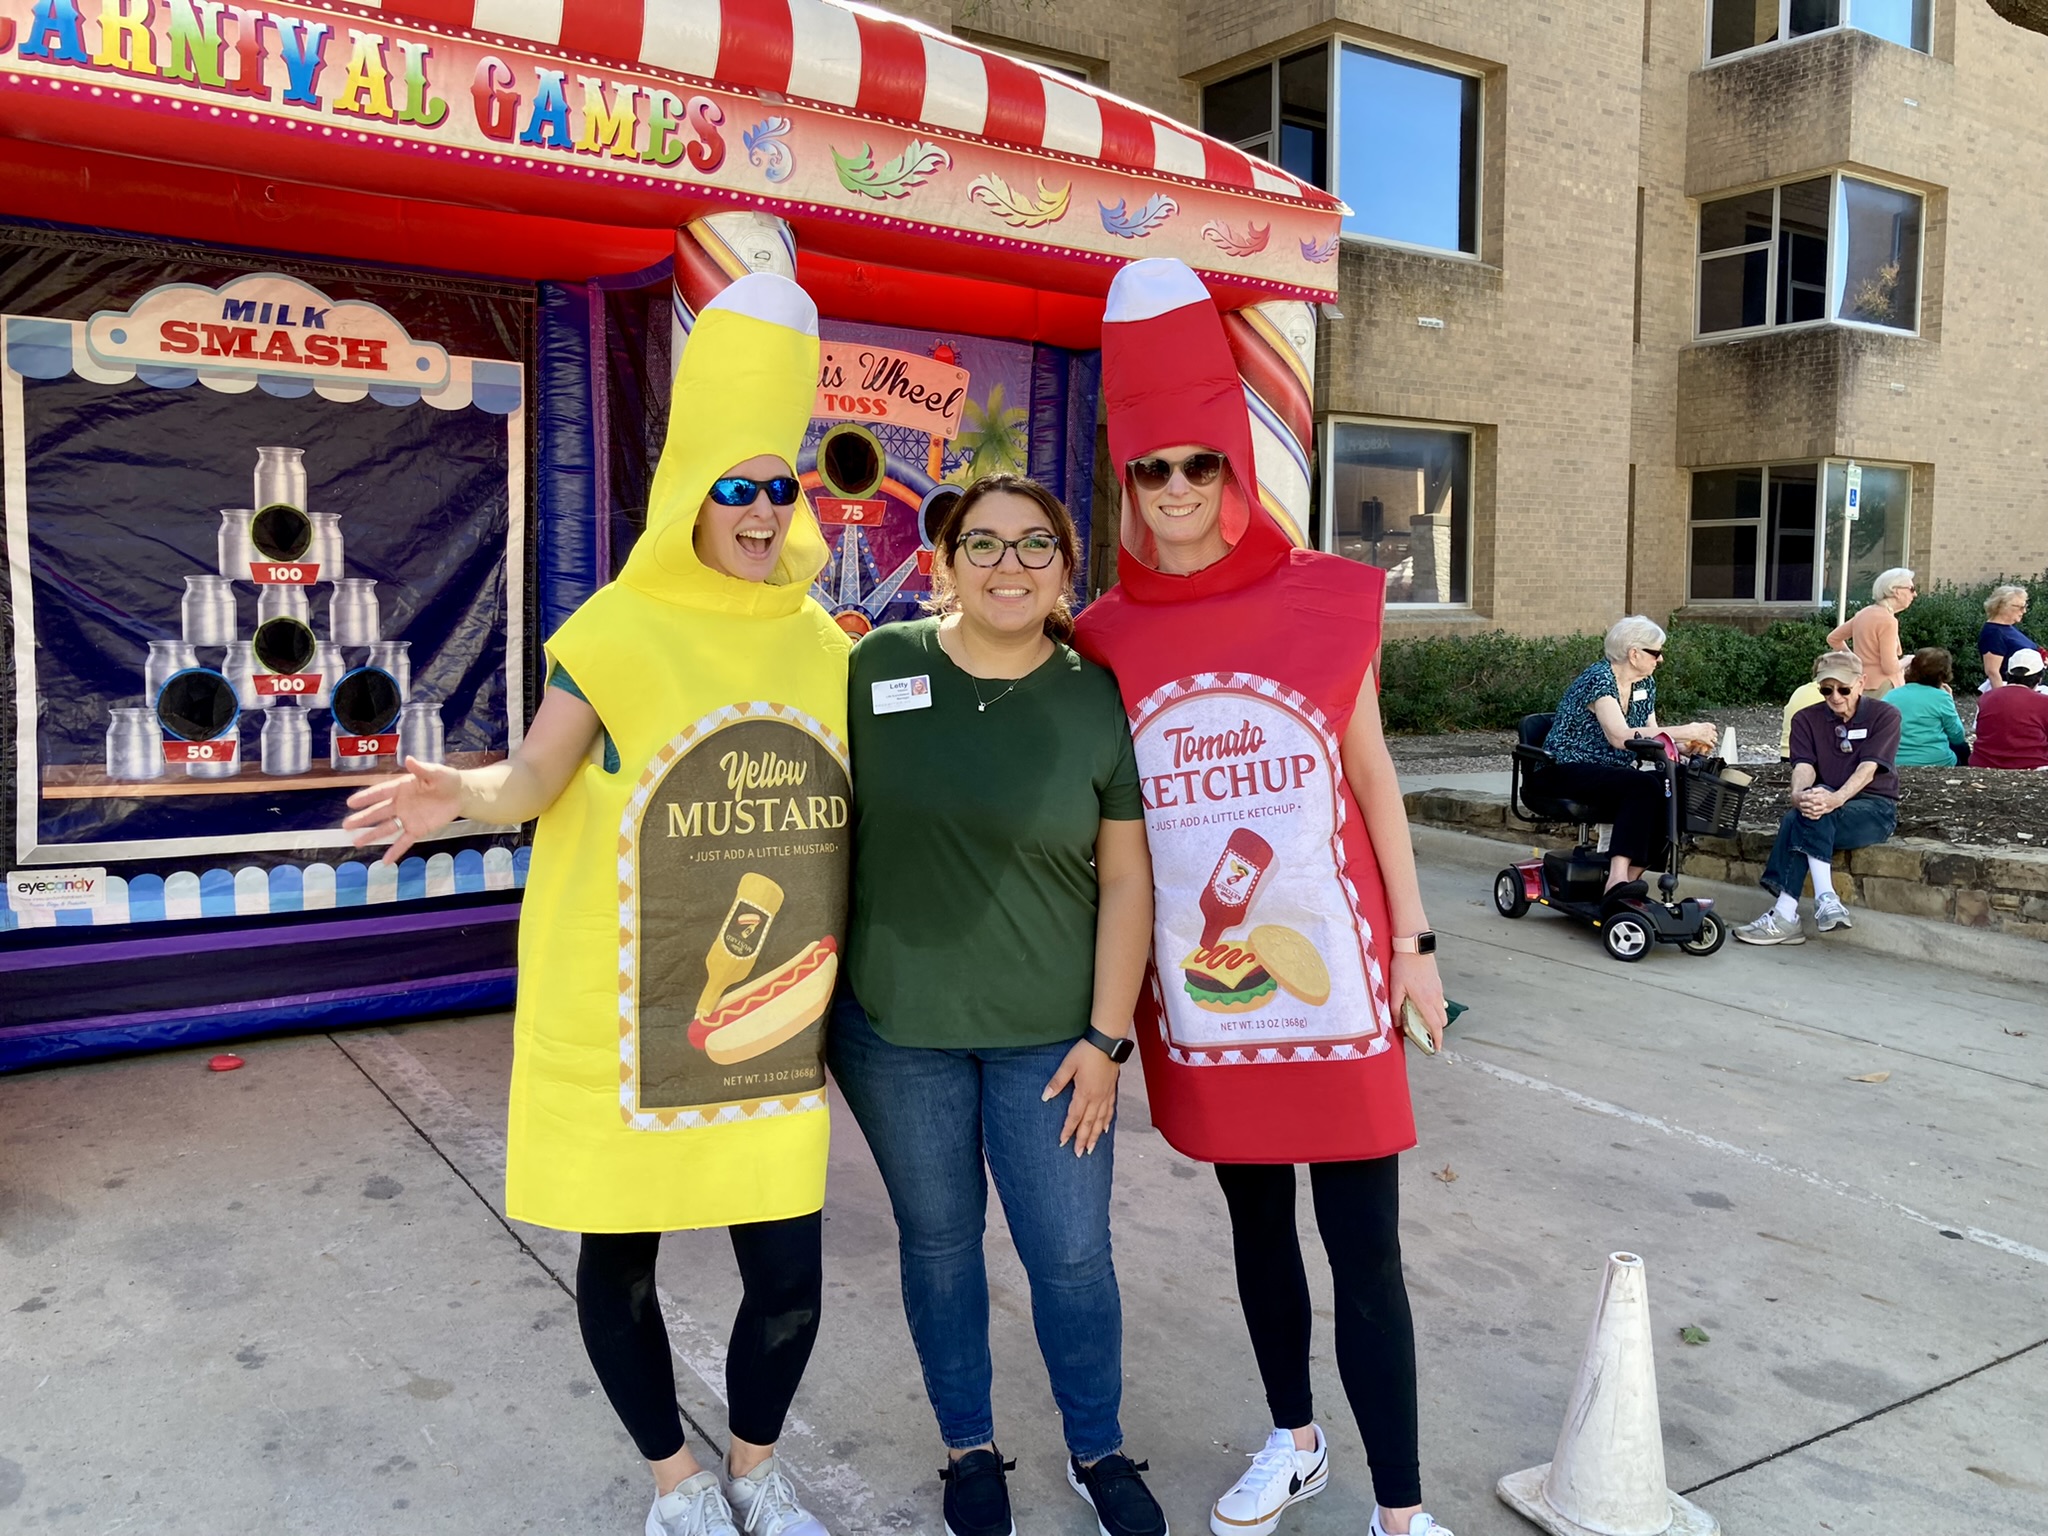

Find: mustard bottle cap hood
<box><xmin>621</xmin><ymin>271</ymin><xmax>831</xmax><ymax>618</ymax></box>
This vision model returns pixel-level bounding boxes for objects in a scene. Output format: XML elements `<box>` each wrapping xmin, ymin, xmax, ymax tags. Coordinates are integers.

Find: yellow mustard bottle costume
<box><xmin>506</xmin><ymin>274</ymin><xmax>852</xmax><ymax>1234</ymax></box>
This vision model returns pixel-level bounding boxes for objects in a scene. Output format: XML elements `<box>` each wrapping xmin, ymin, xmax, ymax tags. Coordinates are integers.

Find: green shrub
<box><xmin>1378</xmin><ymin>571</ymin><xmax>2043</xmax><ymax>734</ymax></box>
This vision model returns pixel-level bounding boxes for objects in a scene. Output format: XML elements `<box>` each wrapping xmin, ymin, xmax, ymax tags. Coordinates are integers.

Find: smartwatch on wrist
<box><xmin>1391</xmin><ymin>931</ymin><xmax>1437</xmax><ymax>955</ymax></box>
<box><xmin>1083</xmin><ymin>1025</ymin><xmax>1135</xmax><ymax>1064</ymax></box>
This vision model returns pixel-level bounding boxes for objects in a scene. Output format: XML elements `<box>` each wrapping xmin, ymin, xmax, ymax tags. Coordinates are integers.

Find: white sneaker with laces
<box><xmin>1733</xmin><ymin>910</ymin><xmax>1806</xmax><ymax>946</ymax></box>
<box><xmin>1209</xmin><ymin>1426</ymin><xmax>1329</xmax><ymax>1536</ymax></box>
<box><xmin>1368</xmin><ymin>1511</ymin><xmax>1453</xmax><ymax>1536</ymax></box>
<box><xmin>1814</xmin><ymin>893</ymin><xmax>1854</xmax><ymax>932</ymax></box>
<box><xmin>649</xmin><ymin>1470</ymin><xmax>742</xmax><ymax>1536</ymax></box>
<box><xmin>728</xmin><ymin>1455</ymin><xmax>828</xmax><ymax>1536</ymax></box>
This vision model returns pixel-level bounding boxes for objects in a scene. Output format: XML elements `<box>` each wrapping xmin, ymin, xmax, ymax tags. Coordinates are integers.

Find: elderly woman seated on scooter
<box><xmin>1735</xmin><ymin>650</ymin><xmax>1902</xmax><ymax>946</ymax></box>
<box><xmin>1545</xmin><ymin>616</ymin><xmax>1719</xmax><ymax>898</ymax></box>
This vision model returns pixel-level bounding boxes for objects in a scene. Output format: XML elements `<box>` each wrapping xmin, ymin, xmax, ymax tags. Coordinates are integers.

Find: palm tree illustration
<box><xmin>951</xmin><ymin>385</ymin><xmax>1029</xmax><ymax>482</ymax></box>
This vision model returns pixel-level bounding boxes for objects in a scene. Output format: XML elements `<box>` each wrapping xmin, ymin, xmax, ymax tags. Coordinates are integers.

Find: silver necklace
<box><xmin>968</xmin><ymin>675</ymin><xmax>1023</xmax><ymax>713</ymax></box>
<box><xmin>940</xmin><ymin>625</ymin><xmax>1040</xmax><ymax>712</ymax></box>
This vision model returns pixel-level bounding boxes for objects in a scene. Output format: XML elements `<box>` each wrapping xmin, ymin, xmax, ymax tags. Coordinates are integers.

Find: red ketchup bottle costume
<box><xmin>1075</xmin><ymin>258</ymin><xmax>1414</xmax><ymax>1165</ymax></box>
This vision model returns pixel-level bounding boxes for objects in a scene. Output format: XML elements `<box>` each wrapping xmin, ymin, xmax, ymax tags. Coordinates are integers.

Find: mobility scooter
<box><xmin>1493</xmin><ymin>714</ymin><xmax>1747</xmax><ymax>961</ymax></box>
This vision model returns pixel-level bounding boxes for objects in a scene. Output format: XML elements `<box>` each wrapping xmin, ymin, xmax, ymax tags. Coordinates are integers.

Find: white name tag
<box><xmin>871</xmin><ymin>675</ymin><xmax>932</xmax><ymax>714</ymax></box>
<box><xmin>1846</xmin><ymin>728</ymin><xmax>1868</xmax><ymax>740</ymax></box>
<box><xmin>1631</xmin><ymin>687</ymin><xmax>1649</xmax><ymax>703</ymax></box>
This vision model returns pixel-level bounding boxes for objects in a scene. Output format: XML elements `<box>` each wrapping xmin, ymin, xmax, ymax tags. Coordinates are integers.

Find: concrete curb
<box><xmin>1412</xmin><ymin>824</ymin><xmax>2048</xmax><ymax>989</ymax></box>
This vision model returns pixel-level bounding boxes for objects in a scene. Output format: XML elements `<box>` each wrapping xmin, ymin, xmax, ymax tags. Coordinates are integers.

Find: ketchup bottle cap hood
<box><xmin>1102</xmin><ymin>258</ymin><xmax>1290</xmax><ymax>603</ymax></box>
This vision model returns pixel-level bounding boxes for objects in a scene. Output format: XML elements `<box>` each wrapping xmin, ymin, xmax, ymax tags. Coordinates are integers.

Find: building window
<box><xmin>1324</xmin><ymin>420</ymin><xmax>1471</xmax><ymax>605</ymax></box>
<box><xmin>1202</xmin><ymin>47</ymin><xmax>1328</xmax><ymax>190</ymax></box>
<box><xmin>1706</xmin><ymin>0</ymin><xmax>1931</xmax><ymax>59</ymax></box>
<box><xmin>1822</xmin><ymin>461</ymin><xmax>1912</xmax><ymax>607</ymax></box>
<box><xmin>1696</xmin><ymin>173</ymin><xmax>1921</xmax><ymax>336</ymax></box>
<box><xmin>1688</xmin><ymin>460</ymin><xmax>1909</xmax><ymax>604</ymax></box>
<box><xmin>1203</xmin><ymin>43</ymin><xmax>1479</xmax><ymax>255</ymax></box>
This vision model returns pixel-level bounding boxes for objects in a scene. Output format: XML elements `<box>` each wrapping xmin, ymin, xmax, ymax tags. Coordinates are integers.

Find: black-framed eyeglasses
<box><xmin>709</xmin><ymin>475</ymin><xmax>802</xmax><ymax>507</ymax></box>
<box><xmin>1127</xmin><ymin>452</ymin><xmax>1225</xmax><ymax>492</ymax></box>
<box><xmin>957</xmin><ymin>531</ymin><xmax>1061</xmax><ymax>569</ymax></box>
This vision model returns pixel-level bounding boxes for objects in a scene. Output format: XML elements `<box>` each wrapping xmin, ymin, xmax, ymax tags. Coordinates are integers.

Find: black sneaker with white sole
<box><xmin>1068</xmin><ymin>1452</ymin><xmax>1170</xmax><ymax>1536</ymax></box>
<box><xmin>941</xmin><ymin>1449</ymin><xmax>1016</xmax><ymax>1536</ymax></box>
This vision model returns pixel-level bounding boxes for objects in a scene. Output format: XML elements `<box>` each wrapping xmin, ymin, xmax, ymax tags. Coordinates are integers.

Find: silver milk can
<box><xmin>329</xmin><ymin>578</ymin><xmax>380</xmax><ymax>646</ymax></box>
<box><xmin>181</xmin><ymin>575</ymin><xmax>237</xmax><ymax>647</ymax></box>
<box><xmin>261</xmin><ymin>705</ymin><xmax>312</xmax><ymax>776</ymax></box>
<box><xmin>105</xmin><ymin>707</ymin><xmax>166</xmax><ymax>781</ymax></box>
<box><xmin>397</xmin><ymin>700</ymin><xmax>445</xmax><ymax>765</ymax></box>
<box><xmin>216</xmin><ymin>508</ymin><xmax>257</xmax><ymax>580</ymax></box>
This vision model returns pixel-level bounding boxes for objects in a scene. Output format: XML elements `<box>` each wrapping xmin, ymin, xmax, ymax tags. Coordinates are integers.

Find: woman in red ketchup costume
<box><xmin>1076</xmin><ymin>259</ymin><xmax>1453</xmax><ymax>1536</ymax></box>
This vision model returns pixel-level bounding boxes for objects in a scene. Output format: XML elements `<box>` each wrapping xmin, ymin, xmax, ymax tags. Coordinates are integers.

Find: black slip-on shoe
<box><xmin>941</xmin><ymin>1448</ymin><xmax>1016</xmax><ymax>1536</ymax></box>
<box><xmin>1068</xmin><ymin>1452</ymin><xmax>1170</xmax><ymax>1536</ymax></box>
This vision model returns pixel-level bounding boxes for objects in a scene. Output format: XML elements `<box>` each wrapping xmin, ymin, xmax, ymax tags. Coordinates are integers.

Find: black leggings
<box><xmin>1546</xmin><ymin>762</ymin><xmax>1668</xmax><ymax>869</ymax></box>
<box><xmin>1215</xmin><ymin>1157</ymin><xmax>1420</xmax><ymax>1510</ymax></box>
<box><xmin>576</xmin><ymin>1212</ymin><xmax>824</xmax><ymax>1461</ymax></box>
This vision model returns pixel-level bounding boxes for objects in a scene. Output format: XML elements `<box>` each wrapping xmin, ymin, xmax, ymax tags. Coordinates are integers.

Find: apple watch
<box><xmin>1083</xmin><ymin>1025</ymin><xmax>1136</xmax><ymax>1064</ymax></box>
<box><xmin>1392</xmin><ymin>931</ymin><xmax>1437</xmax><ymax>955</ymax></box>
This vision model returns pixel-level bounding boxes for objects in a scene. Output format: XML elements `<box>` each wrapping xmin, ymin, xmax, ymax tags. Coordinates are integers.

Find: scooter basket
<box><xmin>1680</xmin><ymin>762</ymin><xmax>1748</xmax><ymax>837</ymax></box>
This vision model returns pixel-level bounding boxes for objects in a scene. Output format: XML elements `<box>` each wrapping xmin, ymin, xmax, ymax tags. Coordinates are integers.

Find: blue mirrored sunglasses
<box><xmin>709</xmin><ymin>475</ymin><xmax>802</xmax><ymax>508</ymax></box>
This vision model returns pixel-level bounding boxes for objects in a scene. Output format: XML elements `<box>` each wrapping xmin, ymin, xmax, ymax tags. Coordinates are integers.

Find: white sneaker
<box><xmin>650</xmin><ymin>1471</ymin><xmax>741</xmax><ymax>1536</ymax></box>
<box><xmin>1814</xmin><ymin>893</ymin><xmax>1854</xmax><ymax>932</ymax></box>
<box><xmin>728</xmin><ymin>1456</ymin><xmax>828</xmax><ymax>1536</ymax></box>
<box><xmin>1209</xmin><ymin>1426</ymin><xmax>1329</xmax><ymax>1536</ymax></box>
<box><xmin>1368</xmin><ymin>1511</ymin><xmax>1454</xmax><ymax>1536</ymax></box>
<box><xmin>1733</xmin><ymin>910</ymin><xmax>1806</xmax><ymax>946</ymax></box>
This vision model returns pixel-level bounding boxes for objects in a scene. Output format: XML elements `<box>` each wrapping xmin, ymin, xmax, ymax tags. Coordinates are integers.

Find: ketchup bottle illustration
<box><xmin>1199</xmin><ymin>829</ymin><xmax>1274</xmax><ymax>946</ymax></box>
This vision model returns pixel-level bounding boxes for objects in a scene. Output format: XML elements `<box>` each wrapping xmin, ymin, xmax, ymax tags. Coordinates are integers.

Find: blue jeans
<box><xmin>1760</xmin><ymin>796</ymin><xmax>1898</xmax><ymax>898</ymax></box>
<box><xmin>827</xmin><ymin>994</ymin><xmax>1124</xmax><ymax>1461</ymax></box>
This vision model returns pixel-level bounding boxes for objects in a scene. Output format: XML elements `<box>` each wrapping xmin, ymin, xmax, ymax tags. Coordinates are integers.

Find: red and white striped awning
<box><xmin>1</xmin><ymin>0</ymin><xmax>1343</xmax><ymax>302</ymax></box>
<box><xmin>379</xmin><ymin>0</ymin><xmax>1340</xmax><ymax>210</ymax></box>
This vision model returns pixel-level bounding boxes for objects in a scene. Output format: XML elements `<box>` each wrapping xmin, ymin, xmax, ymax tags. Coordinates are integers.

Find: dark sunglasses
<box><xmin>1638</xmin><ymin>647</ymin><xmax>1664</xmax><ymax>659</ymax></box>
<box><xmin>1127</xmin><ymin>452</ymin><xmax>1225</xmax><ymax>492</ymax></box>
<box><xmin>1818</xmin><ymin>682</ymin><xmax>1856</xmax><ymax>698</ymax></box>
<box><xmin>709</xmin><ymin>475</ymin><xmax>802</xmax><ymax>508</ymax></box>
<box><xmin>957</xmin><ymin>531</ymin><xmax>1062</xmax><ymax>569</ymax></box>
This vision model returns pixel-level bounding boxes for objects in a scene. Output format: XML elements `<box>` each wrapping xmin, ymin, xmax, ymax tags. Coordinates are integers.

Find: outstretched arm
<box><xmin>343</xmin><ymin>687</ymin><xmax>603</xmax><ymax>863</ymax></box>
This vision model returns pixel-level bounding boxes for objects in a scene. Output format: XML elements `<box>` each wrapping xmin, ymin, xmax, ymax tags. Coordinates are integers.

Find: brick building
<box><xmin>887</xmin><ymin>0</ymin><xmax>2048</xmax><ymax>634</ymax></box>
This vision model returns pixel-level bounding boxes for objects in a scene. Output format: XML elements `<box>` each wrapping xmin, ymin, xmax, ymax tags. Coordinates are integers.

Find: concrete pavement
<box><xmin>4</xmin><ymin>829</ymin><xmax>2045</xmax><ymax>1534</ymax></box>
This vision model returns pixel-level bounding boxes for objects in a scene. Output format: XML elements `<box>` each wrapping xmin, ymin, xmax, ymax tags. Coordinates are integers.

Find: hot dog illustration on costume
<box><xmin>1134</xmin><ymin>671</ymin><xmax>1390</xmax><ymax>1059</ymax></box>
<box><xmin>622</xmin><ymin>704</ymin><xmax>852</xmax><ymax>1120</ymax></box>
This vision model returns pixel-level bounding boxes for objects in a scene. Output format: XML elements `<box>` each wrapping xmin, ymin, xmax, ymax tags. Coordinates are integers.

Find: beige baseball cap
<box><xmin>1812</xmin><ymin>651</ymin><xmax>1863</xmax><ymax>684</ymax></box>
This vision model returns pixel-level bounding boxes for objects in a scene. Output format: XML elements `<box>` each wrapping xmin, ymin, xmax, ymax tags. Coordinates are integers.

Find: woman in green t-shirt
<box><xmin>829</xmin><ymin>475</ymin><xmax>1165</xmax><ymax>1536</ymax></box>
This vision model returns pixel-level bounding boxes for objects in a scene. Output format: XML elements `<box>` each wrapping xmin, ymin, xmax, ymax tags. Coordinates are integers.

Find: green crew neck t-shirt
<box><xmin>847</xmin><ymin>616</ymin><xmax>1143</xmax><ymax>1050</ymax></box>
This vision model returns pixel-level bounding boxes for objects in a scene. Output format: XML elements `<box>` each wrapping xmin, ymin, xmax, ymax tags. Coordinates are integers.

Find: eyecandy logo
<box><xmin>8</xmin><ymin>867</ymin><xmax>108</xmax><ymax>913</ymax></box>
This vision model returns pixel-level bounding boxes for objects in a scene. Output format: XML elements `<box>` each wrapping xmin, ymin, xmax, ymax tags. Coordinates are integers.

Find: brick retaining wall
<box><xmin>1403</xmin><ymin>790</ymin><xmax>2048</xmax><ymax>942</ymax></box>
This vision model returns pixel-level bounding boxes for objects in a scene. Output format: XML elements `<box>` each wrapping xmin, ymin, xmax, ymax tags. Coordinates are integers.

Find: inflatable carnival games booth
<box><xmin>0</xmin><ymin>0</ymin><xmax>1339</xmax><ymax>1068</ymax></box>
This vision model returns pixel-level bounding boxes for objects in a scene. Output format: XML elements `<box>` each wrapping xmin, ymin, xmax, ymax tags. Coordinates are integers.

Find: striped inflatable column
<box><xmin>1221</xmin><ymin>300</ymin><xmax>1319</xmax><ymax>549</ymax></box>
<box><xmin>671</xmin><ymin>213</ymin><xmax>800</xmax><ymax>376</ymax></box>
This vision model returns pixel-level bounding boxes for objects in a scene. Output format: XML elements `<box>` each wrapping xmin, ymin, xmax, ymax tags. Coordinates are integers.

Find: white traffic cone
<box><xmin>1496</xmin><ymin>1252</ymin><xmax>1718</xmax><ymax>1536</ymax></box>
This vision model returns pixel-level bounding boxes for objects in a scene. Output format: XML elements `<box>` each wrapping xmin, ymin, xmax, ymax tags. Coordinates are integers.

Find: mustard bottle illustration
<box><xmin>697</xmin><ymin>872</ymin><xmax>785</xmax><ymax>1018</ymax></box>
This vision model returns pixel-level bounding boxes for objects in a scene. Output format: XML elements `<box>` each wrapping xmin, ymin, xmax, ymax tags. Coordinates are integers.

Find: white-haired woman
<box><xmin>1542</xmin><ymin>617</ymin><xmax>1718</xmax><ymax>896</ymax></box>
<box><xmin>1827</xmin><ymin>567</ymin><xmax>1916</xmax><ymax>696</ymax></box>
<box><xmin>1979</xmin><ymin>584</ymin><xmax>2038</xmax><ymax>690</ymax></box>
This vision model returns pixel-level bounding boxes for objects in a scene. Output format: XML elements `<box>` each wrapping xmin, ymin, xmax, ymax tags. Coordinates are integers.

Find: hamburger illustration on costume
<box><xmin>504</xmin><ymin>272</ymin><xmax>852</xmax><ymax>1235</ymax></box>
<box><xmin>1074</xmin><ymin>256</ymin><xmax>1415</xmax><ymax>1166</ymax></box>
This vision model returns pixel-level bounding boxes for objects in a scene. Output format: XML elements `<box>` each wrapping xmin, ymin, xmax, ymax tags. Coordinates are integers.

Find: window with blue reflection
<box><xmin>1851</xmin><ymin>0</ymin><xmax>1930</xmax><ymax>52</ymax></box>
<box><xmin>1338</xmin><ymin>46</ymin><xmax>1479</xmax><ymax>254</ymax></box>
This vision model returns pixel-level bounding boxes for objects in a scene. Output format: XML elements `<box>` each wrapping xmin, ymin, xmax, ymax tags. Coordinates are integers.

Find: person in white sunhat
<box><xmin>1972</xmin><ymin>648</ymin><xmax>2048</xmax><ymax>769</ymax></box>
<box><xmin>1073</xmin><ymin>256</ymin><xmax>1454</xmax><ymax>1536</ymax></box>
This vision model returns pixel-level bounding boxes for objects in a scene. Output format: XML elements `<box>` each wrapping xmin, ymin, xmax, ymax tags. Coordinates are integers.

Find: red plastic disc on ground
<box><xmin>207</xmin><ymin>1054</ymin><xmax>245</xmax><ymax>1072</ymax></box>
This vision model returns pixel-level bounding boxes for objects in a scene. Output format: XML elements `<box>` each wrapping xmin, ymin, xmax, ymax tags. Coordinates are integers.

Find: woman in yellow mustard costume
<box><xmin>345</xmin><ymin>273</ymin><xmax>851</xmax><ymax>1536</ymax></box>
